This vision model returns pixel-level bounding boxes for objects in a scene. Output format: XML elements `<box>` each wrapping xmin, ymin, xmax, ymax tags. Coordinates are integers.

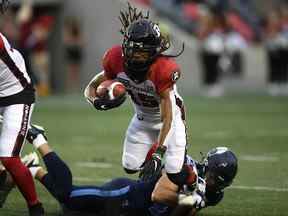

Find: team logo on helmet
<box><xmin>172</xmin><ymin>71</ymin><xmax>180</xmax><ymax>82</ymax></box>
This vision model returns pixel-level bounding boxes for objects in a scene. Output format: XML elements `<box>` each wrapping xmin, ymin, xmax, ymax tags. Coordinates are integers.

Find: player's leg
<box><xmin>122</xmin><ymin>115</ymin><xmax>159</xmax><ymax>173</ymax></box>
<box><xmin>0</xmin><ymin>104</ymin><xmax>44</xmax><ymax>215</ymax></box>
<box><xmin>164</xmin><ymin>109</ymin><xmax>187</xmax><ymax>185</ymax></box>
<box><xmin>26</xmin><ymin>125</ymin><xmax>73</xmax><ymax>202</ymax></box>
<box><xmin>0</xmin><ymin>165</ymin><xmax>14</xmax><ymax>208</ymax></box>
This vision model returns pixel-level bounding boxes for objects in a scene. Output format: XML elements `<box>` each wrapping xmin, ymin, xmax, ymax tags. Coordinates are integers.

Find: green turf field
<box><xmin>0</xmin><ymin>95</ymin><xmax>288</xmax><ymax>216</ymax></box>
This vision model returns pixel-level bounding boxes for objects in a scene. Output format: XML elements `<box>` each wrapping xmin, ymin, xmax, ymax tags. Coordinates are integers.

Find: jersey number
<box><xmin>128</xmin><ymin>91</ymin><xmax>158</xmax><ymax>108</ymax></box>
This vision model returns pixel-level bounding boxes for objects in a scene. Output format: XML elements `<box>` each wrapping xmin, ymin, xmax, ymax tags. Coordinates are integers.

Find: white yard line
<box><xmin>202</xmin><ymin>131</ymin><xmax>232</xmax><ymax>139</ymax></box>
<box><xmin>76</xmin><ymin>161</ymin><xmax>112</xmax><ymax>169</ymax></box>
<box><xmin>240</xmin><ymin>155</ymin><xmax>279</xmax><ymax>162</ymax></box>
<box><xmin>70</xmin><ymin>136</ymin><xmax>95</xmax><ymax>144</ymax></box>
<box><xmin>230</xmin><ymin>185</ymin><xmax>288</xmax><ymax>192</ymax></box>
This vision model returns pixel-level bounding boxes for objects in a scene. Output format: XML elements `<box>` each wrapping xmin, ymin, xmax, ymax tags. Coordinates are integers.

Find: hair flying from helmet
<box><xmin>118</xmin><ymin>2</ymin><xmax>172</xmax><ymax>54</ymax></box>
<box><xmin>119</xmin><ymin>2</ymin><xmax>149</xmax><ymax>36</ymax></box>
<box><xmin>0</xmin><ymin>0</ymin><xmax>9</xmax><ymax>14</ymax></box>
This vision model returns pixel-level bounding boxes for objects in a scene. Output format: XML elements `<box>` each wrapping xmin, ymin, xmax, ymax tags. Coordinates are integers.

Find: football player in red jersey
<box><xmin>84</xmin><ymin>3</ymin><xmax>187</xmax><ymax>185</ymax></box>
<box><xmin>0</xmin><ymin>1</ymin><xmax>44</xmax><ymax>215</ymax></box>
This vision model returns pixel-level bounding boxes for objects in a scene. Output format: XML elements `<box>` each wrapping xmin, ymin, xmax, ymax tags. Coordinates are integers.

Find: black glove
<box><xmin>139</xmin><ymin>145</ymin><xmax>167</xmax><ymax>182</ymax></box>
<box><xmin>93</xmin><ymin>94</ymin><xmax>126</xmax><ymax>111</ymax></box>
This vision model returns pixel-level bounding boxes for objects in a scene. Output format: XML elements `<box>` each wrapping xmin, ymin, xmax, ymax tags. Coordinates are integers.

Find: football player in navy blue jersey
<box><xmin>150</xmin><ymin>146</ymin><xmax>238</xmax><ymax>216</ymax></box>
<box><xmin>0</xmin><ymin>124</ymin><xmax>238</xmax><ymax>216</ymax></box>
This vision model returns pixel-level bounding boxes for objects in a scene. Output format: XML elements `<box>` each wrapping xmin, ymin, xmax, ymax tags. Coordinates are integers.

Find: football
<box><xmin>96</xmin><ymin>80</ymin><xmax>126</xmax><ymax>100</ymax></box>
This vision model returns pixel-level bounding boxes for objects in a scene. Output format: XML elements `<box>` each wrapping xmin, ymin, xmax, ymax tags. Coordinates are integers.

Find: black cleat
<box><xmin>29</xmin><ymin>202</ymin><xmax>45</xmax><ymax>216</ymax></box>
<box><xmin>0</xmin><ymin>170</ymin><xmax>14</xmax><ymax>208</ymax></box>
<box><xmin>26</xmin><ymin>125</ymin><xmax>47</xmax><ymax>144</ymax></box>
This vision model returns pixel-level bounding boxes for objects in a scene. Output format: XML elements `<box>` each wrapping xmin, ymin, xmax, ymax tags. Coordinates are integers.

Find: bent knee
<box><xmin>122</xmin><ymin>153</ymin><xmax>143</xmax><ymax>171</ymax></box>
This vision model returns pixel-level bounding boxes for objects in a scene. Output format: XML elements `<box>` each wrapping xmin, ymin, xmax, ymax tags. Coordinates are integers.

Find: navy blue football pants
<box><xmin>40</xmin><ymin>152</ymin><xmax>157</xmax><ymax>215</ymax></box>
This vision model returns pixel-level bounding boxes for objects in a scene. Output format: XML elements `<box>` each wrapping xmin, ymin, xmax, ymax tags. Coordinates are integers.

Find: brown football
<box><xmin>96</xmin><ymin>80</ymin><xmax>126</xmax><ymax>100</ymax></box>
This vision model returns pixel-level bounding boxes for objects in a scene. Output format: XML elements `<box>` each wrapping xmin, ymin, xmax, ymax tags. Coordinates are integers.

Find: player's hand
<box><xmin>178</xmin><ymin>191</ymin><xmax>205</xmax><ymax>209</ymax></box>
<box><xmin>93</xmin><ymin>94</ymin><xmax>126</xmax><ymax>111</ymax></box>
<box><xmin>139</xmin><ymin>145</ymin><xmax>167</xmax><ymax>182</ymax></box>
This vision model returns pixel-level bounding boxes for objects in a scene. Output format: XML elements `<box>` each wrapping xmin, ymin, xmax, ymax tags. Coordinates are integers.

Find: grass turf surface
<box><xmin>0</xmin><ymin>94</ymin><xmax>288</xmax><ymax>215</ymax></box>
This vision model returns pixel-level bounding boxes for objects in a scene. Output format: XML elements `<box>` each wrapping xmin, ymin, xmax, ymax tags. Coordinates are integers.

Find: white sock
<box><xmin>29</xmin><ymin>166</ymin><xmax>41</xmax><ymax>178</ymax></box>
<box><xmin>33</xmin><ymin>134</ymin><xmax>47</xmax><ymax>149</ymax></box>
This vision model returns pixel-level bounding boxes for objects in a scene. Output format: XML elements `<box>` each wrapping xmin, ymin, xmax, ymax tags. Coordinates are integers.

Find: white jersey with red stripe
<box><xmin>0</xmin><ymin>33</ymin><xmax>31</xmax><ymax>97</ymax></box>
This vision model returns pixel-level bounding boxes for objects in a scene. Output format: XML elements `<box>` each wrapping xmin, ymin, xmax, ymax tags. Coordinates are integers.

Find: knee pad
<box><xmin>122</xmin><ymin>153</ymin><xmax>143</xmax><ymax>171</ymax></box>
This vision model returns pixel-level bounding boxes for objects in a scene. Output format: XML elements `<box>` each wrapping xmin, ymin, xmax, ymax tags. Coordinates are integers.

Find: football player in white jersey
<box><xmin>0</xmin><ymin>1</ymin><xmax>44</xmax><ymax>215</ymax></box>
<box><xmin>84</xmin><ymin>4</ymin><xmax>187</xmax><ymax>186</ymax></box>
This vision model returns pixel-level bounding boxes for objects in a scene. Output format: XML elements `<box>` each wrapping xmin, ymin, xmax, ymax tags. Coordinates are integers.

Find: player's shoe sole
<box><xmin>26</xmin><ymin>124</ymin><xmax>47</xmax><ymax>144</ymax></box>
<box><xmin>21</xmin><ymin>152</ymin><xmax>40</xmax><ymax>168</ymax></box>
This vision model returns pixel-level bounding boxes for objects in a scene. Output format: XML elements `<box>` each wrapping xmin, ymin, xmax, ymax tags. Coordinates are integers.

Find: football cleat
<box><xmin>21</xmin><ymin>152</ymin><xmax>40</xmax><ymax>168</ymax></box>
<box><xmin>28</xmin><ymin>202</ymin><xmax>45</xmax><ymax>216</ymax></box>
<box><xmin>26</xmin><ymin>124</ymin><xmax>47</xmax><ymax>145</ymax></box>
<box><xmin>0</xmin><ymin>170</ymin><xmax>14</xmax><ymax>208</ymax></box>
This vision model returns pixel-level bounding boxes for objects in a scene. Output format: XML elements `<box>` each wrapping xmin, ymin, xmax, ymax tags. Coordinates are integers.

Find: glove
<box><xmin>178</xmin><ymin>191</ymin><xmax>205</xmax><ymax>209</ymax></box>
<box><xmin>93</xmin><ymin>94</ymin><xmax>126</xmax><ymax>111</ymax></box>
<box><xmin>139</xmin><ymin>145</ymin><xmax>167</xmax><ymax>182</ymax></box>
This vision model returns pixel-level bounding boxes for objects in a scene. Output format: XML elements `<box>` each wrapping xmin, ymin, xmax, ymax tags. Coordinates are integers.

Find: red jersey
<box><xmin>102</xmin><ymin>45</ymin><xmax>183</xmax><ymax>120</ymax></box>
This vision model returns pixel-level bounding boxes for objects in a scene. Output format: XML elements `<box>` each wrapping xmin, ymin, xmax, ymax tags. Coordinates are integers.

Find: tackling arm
<box><xmin>151</xmin><ymin>174</ymin><xmax>179</xmax><ymax>206</ymax></box>
<box><xmin>152</xmin><ymin>174</ymin><xmax>200</xmax><ymax>215</ymax></box>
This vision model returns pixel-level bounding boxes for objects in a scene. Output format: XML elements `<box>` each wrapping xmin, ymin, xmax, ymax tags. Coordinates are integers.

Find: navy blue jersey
<box><xmin>62</xmin><ymin>177</ymin><xmax>157</xmax><ymax>215</ymax></box>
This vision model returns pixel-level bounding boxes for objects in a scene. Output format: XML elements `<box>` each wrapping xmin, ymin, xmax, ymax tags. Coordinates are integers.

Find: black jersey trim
<box><xmin>0</xmin><ymin>36</ymin><xmax>29</xmax><ymax>87</ymax></box>
<box><xmin>12</xmin><ymin>104</ymin><xmax>31</xmax><ymax>156</ymax></box>
<box><xmin>0</xmin><ymin>85</ymin><xmax>35</xmax><ymax>106</ymax></box>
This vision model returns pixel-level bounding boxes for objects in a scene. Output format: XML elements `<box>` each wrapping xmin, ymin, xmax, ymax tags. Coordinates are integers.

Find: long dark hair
<box><xmin>119</xmin><ymin>2</ymin><xmax>184</xmax><ymax>58</ymax></box>
<box><xmin>0</xmin><ymin>0</ymin><xmax>9</xmax><ymax>14</ymax></box>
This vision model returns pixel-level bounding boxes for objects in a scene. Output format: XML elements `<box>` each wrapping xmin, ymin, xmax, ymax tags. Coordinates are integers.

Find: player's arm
<box><xmin>158</xmin><ymin>87</ymin><xmax>173</xmax><ymax>148</ymax></box>
<box><xmin>151</xmin><ymin>175</ymin><xmax>198</xmax><ymax>216</ymax></box>
<box><xmin>152</xmin><ymin>174</ymin><xmax>200</xmax><ymax>215</ymax></box>
<box><xmin>84</xmin><ymin>71</ymin><xmax>108</xmax><ymax>105</ymax></box>
<box><xmin>139</xmin><ymin>88</ymin><xmax>173</xmax><ymax>181</ymax></box>
<box><xmin>84</xmin><ymin>71</ymin><xmax>125</xmax><ymax>111</ymax></box>
<box><xmin>151</xmin><ymin>173</ymin><xmax>179</xmax><ymax>206</ymax></box>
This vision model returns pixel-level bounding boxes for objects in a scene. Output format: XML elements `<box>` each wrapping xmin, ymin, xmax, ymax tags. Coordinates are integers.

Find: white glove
<box><xmin>178</xmin><ymin>191</ymin><xmax>205</xmax><ymax>209</ymax></box>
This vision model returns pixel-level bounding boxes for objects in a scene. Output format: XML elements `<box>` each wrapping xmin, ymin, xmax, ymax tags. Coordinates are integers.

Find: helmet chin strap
<box><xmin>124</xmin><ymin>60</ymin><xmax>150</xmax><ymax>83</ymax></box>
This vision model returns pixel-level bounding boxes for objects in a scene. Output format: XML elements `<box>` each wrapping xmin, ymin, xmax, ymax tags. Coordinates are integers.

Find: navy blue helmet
<box><xmin>0</xmin><ymin>0</ymin><xmax>9</xmax><ymax>14</ymax></box>
<box><xmin>205</xmin><ymin>147</ymin><xmax>238</xmax><ymax>190</ymax></box>
<box><xmin>122</xmin><ymin>19</ymin><xmax>163</xmax><ymax>83</ymax></box>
